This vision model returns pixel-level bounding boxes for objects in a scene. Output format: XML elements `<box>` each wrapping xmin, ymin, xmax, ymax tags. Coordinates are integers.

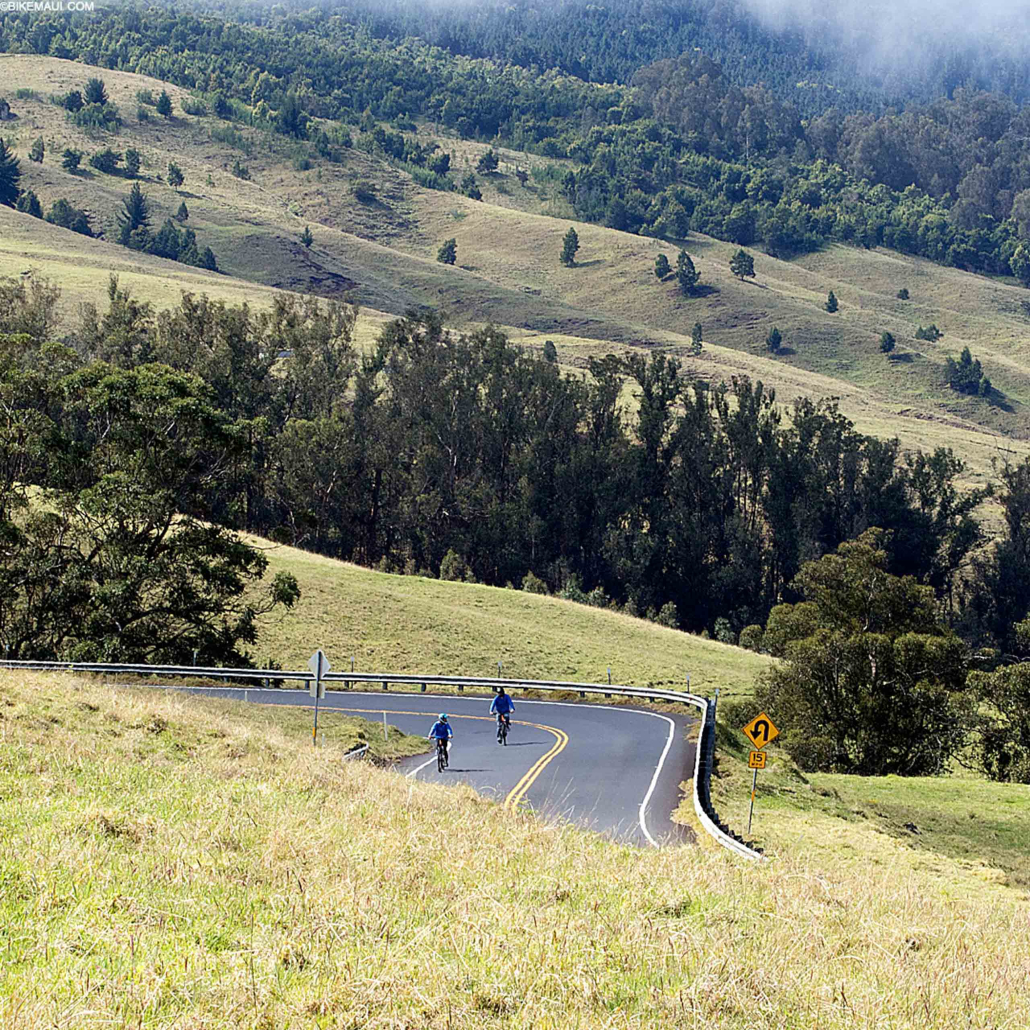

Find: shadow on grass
<box><xmin>889</xmin><ymin>352</ymin><xmax>914</xmax><ymax>363</ymax></box>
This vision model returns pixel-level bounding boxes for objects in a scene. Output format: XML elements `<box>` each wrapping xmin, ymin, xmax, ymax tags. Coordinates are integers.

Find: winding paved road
<box><xmin>147</xmin><ymin>686</ymin><xmax>697</xmax><ymax>847</ymax></box>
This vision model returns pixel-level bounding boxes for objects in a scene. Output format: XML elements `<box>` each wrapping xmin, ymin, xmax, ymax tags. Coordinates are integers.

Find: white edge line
<box><xmin>638</xmin><ymin>714</ymin><xmax>676</xmax><ymax>847</ymax></box>
<box><xmin>406</xmin><ymin>754</ymin><xmax>438</xmax><ymax>779</ymax></box>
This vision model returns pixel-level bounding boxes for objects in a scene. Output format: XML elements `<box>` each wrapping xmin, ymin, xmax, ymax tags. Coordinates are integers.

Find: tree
<box><xmin>61</xmin><ymin>148</ymin><xmax>82</xmax><ymax>173</ymax></box>
<box><xmin>896</xmin><ymin>288</ymin><xmax>910</xmax><ymax>300</ymax></box>
<box><xmin>275</xmin><ymin>92</ymin><xmax>308</xmax><ymax>138</ymax></box>
<box><xmin>654</xmin><ymin>253</ymin><xmax>670</xmax><ymax>280</ymax></box>
<box><xmin>752</xmin><ymin>531</ymin><xmax>970</xmax><ymax>776</ymax></box>
<box><xmin>690</xmin><ymin>322</ymin><xmax>703</xmax><ymax>356</ymax></box>
<box><xmin>117</xmin><ymin>182</ymin><xmax>151</xmax><ymax>248</ymax></box>
<box><xmin>515</xmin><ymin>168</ymin><xmax>529</xmax><ymax>187</ymax></box>
<box><xmin>543</xmin><ymin>340</ymin><xmax>558</xmax><ymax>363</ymax></box>
<box><xmin>969</xmin><ymin>661</ymin><xmax>1030</xmax><ymax>783</ymax></box>
<box><xmin>0</xmin><ymin>362</ymin><xmax>300</xmax><ymax>664</ymax></box>
<box><xmin>914</xmin><ymin>324</ymin><xmax>943</xmax><ymax>342</ymax></box>
<box><xmin>45</xmin><ymin>199</ymin><xmax>92</xmax><ymax>236</ymax></box>
<box><xmin>1010</xmin><ymin>244</ymin><xmax>1030</xmax><ymax>287</ymax></box>
<box><xmin>476</xmin><ymin>148</ymin><xmax>499</xmax><ymax>173</ymax></box>
<box><xmin>29</xmin><ymin>137</ymin><xmax>44</xmax><ymax>164</ymax></box>
<box><xmin>0</xmin><ymin>138</ymin><xmax>20</xmax><ymax>207</ymax></box>
<box><xmin>825</xmin><ymin>290</ymin><xmax>838</xmax><ymax>312</ymax></box>
<box><xmin>175</xmin><ymin>200</ymin><xmax>189</xmax><ymax>223</ymax></box>
<box><xmin>156</xmin><ymin>90</ymin><xmax>173</xmax><ymax>118</ymax></box>
<box><xmin>946</xmin><ymin>347</ymin><xmax>986</xmax><ymax>394</ymax></box>
<box><xmin>561</xmin><ymin>226</ymin><xmax>580</xmax><ymax>267</ymax></box>
<box><xmin>675</xmin><ymin>249</ymin><xmax>699</xmax><ymax>293</ymax></box>
<box><xmin>436</xmin><ymin>237</ymin><xmax>457</xmax><ymax>265</ymax></box>
<box><xmin>460</xmin><ymin>172</ymin><xmax>481</xmax><ymax>200</ymax></box>
<box><xmin>766</xmin><ymin>326</ymin><xmax>782</xmax><ymax>353</ymax></box>
<box><xmin>729</xmin><ymin>248</ymin><xmax>756</xmax><ymax>281</ymax></box>
<box><xmin>62</xmin><ymin>90</ymin><xmax>83</xmax><ymax>113</ymax></box>
<box><xmin>83</xmin><ymin>78</ymin><xmax>108</xmax><ymax>106</ymax></box>
<box><xmin>124</xmin><ymin>148</ymin><xmax>141</xmax><ymax>179</ymax></box>
<box><xmin>167</xmin><ymin>162</ymin><xmax>184</xmax><ymax>188</ymax></box>
<box><xmin>880</xmin><ymin>331</ymin><xmax>896</xmax><ymax>354</ymax></box>
<box><xmin>15</xmin><ymin>189</ymin><xmax>41</xmax><ymax>218</ymax></box>
<box><xmin>301</xmin><ymin>225</ymin><xmax>314</xmax><ymax>248</ymax></box>
<box><xmin>89</xmin><ymin>148</ymin><xmax>122</xmax><ymax>175</ymax></box>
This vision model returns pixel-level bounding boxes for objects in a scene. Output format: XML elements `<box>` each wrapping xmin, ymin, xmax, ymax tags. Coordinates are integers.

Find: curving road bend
<box><xmin>141</xmin><ymin>686</ymin><xmax>697</xmax><ymax>847</ymax></box>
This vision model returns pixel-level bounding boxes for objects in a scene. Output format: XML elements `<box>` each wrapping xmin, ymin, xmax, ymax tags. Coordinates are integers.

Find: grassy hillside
<box><xmin>4</xmin><ymin>54</ymin><xmax>1030</xmax><ymax>488</ymax></box>
<box><xmin>1</xmin><ymin>668</ymin><xmax>1028</xmax><ymax>1028</ymax></box>
<box><xmin>248</xmin><ymin>537</ymin><xmax>770</xmax><ymax>697</ymax></box>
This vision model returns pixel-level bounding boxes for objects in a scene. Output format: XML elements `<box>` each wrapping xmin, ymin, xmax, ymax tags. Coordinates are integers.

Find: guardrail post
<box><xmin>421</xmin><ymin>683</ymin><xmax>426</xmax><ymax>692</ymax></box>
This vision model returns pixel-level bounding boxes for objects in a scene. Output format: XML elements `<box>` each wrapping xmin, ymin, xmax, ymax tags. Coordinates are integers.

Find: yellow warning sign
<box><xmin>748</xmin><ymin>750</ymin><xmax>767</xmax><ymax>770</ymax></box>
<box><xmin>742</xmin><ymin>712</ymin><xmax>779</xmax><ymax>750</ymax></box>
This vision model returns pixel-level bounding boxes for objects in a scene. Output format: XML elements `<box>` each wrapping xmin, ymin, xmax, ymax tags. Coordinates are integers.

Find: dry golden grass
<box><xmin>1</xmin><ymin>669</ymin><xmax>1028</xmax><ymax>1029</ymax></box>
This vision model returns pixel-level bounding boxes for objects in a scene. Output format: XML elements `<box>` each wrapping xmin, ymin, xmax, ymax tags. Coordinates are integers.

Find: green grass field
<box><xmin>249</xmin><ymin>537</ymin><xmax>770</xmax><ymax>697</ymax></box>
<box><xmin>1</xmin><ymin>668</ymin><xmax>1028</xmax><ymax>1028</ymax></box>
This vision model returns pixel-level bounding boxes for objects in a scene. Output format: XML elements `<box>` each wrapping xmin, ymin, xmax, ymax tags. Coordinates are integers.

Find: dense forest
<box><xmin>5</xmin><ymin>6</ymin><xmax>1030</xmax><ymax>279</ymax></box>
<box><xmin>4</xmin><ymin>275</ymin><xmax>1030</xmax><ymax>778</ymax></box>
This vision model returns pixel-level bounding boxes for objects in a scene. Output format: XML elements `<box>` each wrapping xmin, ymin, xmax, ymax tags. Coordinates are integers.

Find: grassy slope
<box><xmin>249</xmin><ymin>537</ymin><xmax>769</xmax><ymax>696</ymax></box>
<box><xmin>4</xmin><ymin>55</ymin><xmax>1030</xmax><ymax>486</ymax></box>
<box><xmin>2</xmin><ymin>669</ymin><xmax>1029</xmax><ymax>1029</ymax></box>
<box><xmin>710</xmin><ymin>721</ymin><xmax>1030</xmax><ymax>890</ymax></box>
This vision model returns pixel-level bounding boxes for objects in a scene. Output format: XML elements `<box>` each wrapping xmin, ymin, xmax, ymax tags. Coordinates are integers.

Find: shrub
<box><xmin>914</xmin><ymin>324</ymin><xmax>943</xmax><ymax>341</ymax></box>
<box><xmin>896</xmin><ymin>287</ymin><xmax>910</xmax><ymax>300</ymax></box>
<box><xmin>586</xmin><ymin>586</ymin><xmax>609</xmax><ymax>608</ymax></box>
<box><xmin>558</xmin><ymin>578</ymin><xmax>587</xmax><ymax>604</ymax></box>
<box><xmin>713</xmin><ymin>617</ymin><xmax>736</xmax><ymax>644</ymax></box>
<box><xmin>89</xmin><ymin>148</ymin><xmax>122</xmax><ymax>175</ymax></box>
<box><xmin>879</xmin><ymin>331</ymin><xmax>896</xmax><ymax>354</ymax></box>
<box><xmin>437</xmin><ymin>238</ymin><xmax>457</xmax><ymax>265</ymax></box>
<box><xmin>542</xmin><ymin>340</ymin><xmax>558</xmax><ymax>363</ymax></box>
<box><xmin>180</xmin><ymin>96</ymin><xmax>208</xmax><ymax>117</ymax></box>
<box><xmin>825</xmin><ymin>290</ymin><xmax>838</xmax><ymax>312</ymax></box>
<box><xmin>654</xmin><ymin>253</ymin><xmax>670</xmax><ymax>280</ymax></box>
<box><xmin>521</xmin><ymin>571</ymin><xmax>548</xmax><ymax>594</ymax></box>
<box><xmin>656</xmin><ymin>602</ymin><xmax>679</xmax><ymax>628</ymax></box>
<box><xmin>439</xmin><ymin>549</ymin><xmax>468</xmax><ymax>582</ymax></box>
<box><xmin>739</xmin><ymin>624</ymin><xmax>764</xmax><ymax>652</ymax></box>
<box><xmin>766</xmin><ymin>327</ymin><xmax>782</xmax><ymax>353</ymax></box>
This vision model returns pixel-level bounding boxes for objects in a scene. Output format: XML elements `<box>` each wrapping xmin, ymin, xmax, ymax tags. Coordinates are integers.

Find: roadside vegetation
<box><xmin>1</xmin><ymin>670</ymin><xmax>1028</xmax><ymax>1029</ymax></box>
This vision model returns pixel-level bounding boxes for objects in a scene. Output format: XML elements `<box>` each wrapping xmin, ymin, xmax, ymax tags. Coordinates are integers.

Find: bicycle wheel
<box><xmin>437</xmin><ymin>744</ymin><xmax>446</xmax><ymax>772</ymax></box>
<box><xmin>500</xmin><ymin>719</ymin><xmax>508</xmax><ymax>745</ymax></box>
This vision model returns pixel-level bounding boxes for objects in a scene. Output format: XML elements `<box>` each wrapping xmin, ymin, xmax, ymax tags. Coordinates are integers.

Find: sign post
<box><xmin>741</xmin><ymin>712</ymin><xmax>779</xmax><ymax>836</ymax></box>
<box><xmin>308</xmin><ymin>649</ymin><xmax>330</xmax><ymax>746</ymax></box>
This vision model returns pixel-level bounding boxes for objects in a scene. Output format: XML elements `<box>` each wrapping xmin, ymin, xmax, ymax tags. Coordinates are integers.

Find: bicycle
<box><xmin>496</xmin><ymin>713</ymin><xmax>510</xmax><ymax>746</ymax></box>
<box><xmin>436</xmin><ymin>738</ymin><xmax>449</xmax><ymax>772</ymax></box>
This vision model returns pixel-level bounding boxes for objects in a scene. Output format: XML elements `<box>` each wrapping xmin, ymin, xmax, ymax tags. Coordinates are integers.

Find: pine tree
<box><xmin>175</xmin><ymin>200</ymin><xmax>189</xmax><ymax>223</ymax></box>
<box><xmin>29</xmin><ymin>137</ymin><xmax>44</xmax><ymax>164</ymax></box>
<box><xmin>167</xmin><ymin>162</ymin><xmax>185</xmax><ymax>188</ymax></box>
<box><xmin>766</xmin><ymin>327</ymin><xmax>782</xmax><ymax>353</ymax></box>
<box><xmin>0</xmin><ymin>138</ymin><xmax>21</xmax><ymax>208</ymax></box>
<box><xmin>825</xmin><ymin>290</ymin><xmax>838</xmax><ymax>312</ymax></box>
<box><xmin>561</xmin><ymin>226</ymin><xmax>580</xmax><ymax>267</ymax></box>
<box><xmin>156</xmin><ymin>90</ymin><xmax>173</xmax><ymax>118</ymax></box>
<box><xmin>124</xmin><ymin>148</ymin><xmax>141</xmax><ymax>179</ymax></box>
<box><xmin>543</xmin><ymin>340</ymin><xmax>558</xmax><ymax>363</ymax></box>
<box><xmin>654</xmin><ymin>253</ymin><xmax>670</xmax><ymax>280</ymax></box>
<box><xmin>476</xmin><ymin>149</ymin><xmax>498</xmax><ymax>173</ymax></box>
<box><xmin>676</xmin><ymin>250</ymin><xmax>699</xmax><ymax>293</ymax></box>
<box><xmin>301</xmin><ymin>225</ymin><xmax>314</xmax><ymax>248</ymax></box>
<box><xmin>729</xmin><ymin>248</ymin><xmax>756</xmax><ymax>281</ymax></box>
<box><xmin>460</xmin><ymin>172</ymin><xmax>481</xmax><ymax>200</ymax></box>
<box><xmin>61</xmin><ymin>148</ymin><xmax>82</xmax><ymax>173</ymax></box>
<box><xmin>880</xmin><ymin>331</ymin><xmax>896</xmax><ymax>354</ymax></box>
<box><xmin>436</xmin><ymin>237</ymin><xmax>457</xmax><ymax>265</ymax></box>
<box><xmin>117</xmin><ymin>182</ymin><xmax>151</xmax><ymax>247</ymax></box>
<box><xmin>691</xmin><ymin>322</ymin><xmax>703</xmax><ymax>355</ymax></box>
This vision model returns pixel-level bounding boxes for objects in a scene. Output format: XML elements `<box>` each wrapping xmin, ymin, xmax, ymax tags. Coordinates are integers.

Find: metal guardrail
<box><xmin>0</xmin><ymin>659</ymin><xmax>762</xmax><ymax>860</ymax></box>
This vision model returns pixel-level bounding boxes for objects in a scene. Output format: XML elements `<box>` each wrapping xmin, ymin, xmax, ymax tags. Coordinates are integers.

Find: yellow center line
<box><xmin>503</xmin><ymin>725</ymin><xmax>569</xmax><ymax>811</ymax></box>
<box><xmin>334</xmin><ymin>706</ymin><xmax>568</xmax><ymax>810</ymax></box>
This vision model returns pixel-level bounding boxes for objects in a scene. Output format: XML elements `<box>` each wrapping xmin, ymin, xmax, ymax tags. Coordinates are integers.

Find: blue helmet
<box><xmin>439</xmin><ymin>714</ymin><xmax>448</xmax><ymax>721</ymax></box>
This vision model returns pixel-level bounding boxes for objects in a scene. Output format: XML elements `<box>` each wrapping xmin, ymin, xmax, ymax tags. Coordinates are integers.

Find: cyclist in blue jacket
<box><xmin>490</xmin><ymin>686</ymin><xmax>515</xmax><ymax>742</ymax></box>
<box><xmin>428</xmin><ymin>714</ymin><xmax>452</xmax><ymax>757</ymax></box>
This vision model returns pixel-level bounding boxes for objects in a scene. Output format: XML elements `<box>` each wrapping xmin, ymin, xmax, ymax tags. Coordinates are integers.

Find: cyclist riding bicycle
<box><xmin>428</xmin><ymin>714</ymin><xmax>453</xmax><ymax>758</ymax></box>
<box><xmin>490</xmin><ymin>686</ymin><xmax>515</xmax><ymax>743</ymax></box>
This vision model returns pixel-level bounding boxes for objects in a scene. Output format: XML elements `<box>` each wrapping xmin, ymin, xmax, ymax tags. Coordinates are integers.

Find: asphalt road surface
<box><xmin>146</xmin><ymin>686</ymin><xmax>697</xmax><ymax>847</ymax></box>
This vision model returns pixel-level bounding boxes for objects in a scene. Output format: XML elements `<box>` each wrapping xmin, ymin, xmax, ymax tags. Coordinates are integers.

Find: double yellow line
<box><xmin>337</xmin><ymin>705</ymin><xmax>568</xmax><ymax>811</ymax></box>
<box><xmin>503</xmin><ymin>722</ymin><xmax>569</xmax><ymax>810</ymax></box>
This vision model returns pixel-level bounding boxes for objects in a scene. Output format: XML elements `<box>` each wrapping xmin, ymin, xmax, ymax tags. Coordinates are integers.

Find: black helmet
<box><xmin>495</xmin><ymin>684</ymin><xmax>505</xmax><ymax>693</ymax></box>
